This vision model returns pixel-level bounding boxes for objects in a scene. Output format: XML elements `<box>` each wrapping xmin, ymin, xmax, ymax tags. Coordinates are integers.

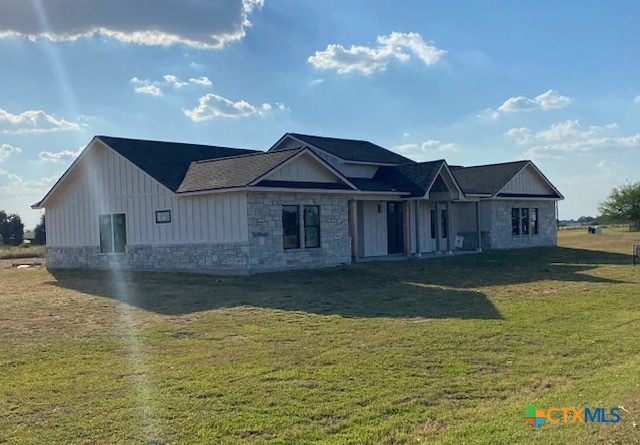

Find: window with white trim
<box><xmin>512</xmin><ymin>207</ymin><xmax>539</xmax><ymax>237</ymax></box>
<box><xmin>99</xmin><ymin>213</ymin><xmax>127</xmax><ymax>253</ymax></box>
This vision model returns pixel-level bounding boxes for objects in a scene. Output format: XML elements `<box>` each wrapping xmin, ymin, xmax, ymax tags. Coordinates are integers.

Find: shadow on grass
<box><xmin>48</xmin><ymin>247</ymin><xmax>630</xmax><ymax>319</ymax></box>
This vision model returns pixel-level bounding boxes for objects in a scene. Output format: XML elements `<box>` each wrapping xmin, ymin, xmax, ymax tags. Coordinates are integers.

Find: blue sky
<box><xmin>1</xmin><ymin>0</ymin><xmax>639</xmax><ymax>228</ymax></box>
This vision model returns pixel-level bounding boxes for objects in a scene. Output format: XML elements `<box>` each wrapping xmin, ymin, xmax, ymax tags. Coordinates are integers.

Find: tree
<box><xmin>0</xmin><ymin>211</ymin><xmax>24</xmax><ymax>245</ymax></box>
<box><xmin>33</xmin><ymin>214</ymin><xmax>46</xmax><ymax>245</ymax></box>
<box><xmin>599</xmin><ymin>181</ymin><xmax>640</xmax><ymax>231</ymax></box>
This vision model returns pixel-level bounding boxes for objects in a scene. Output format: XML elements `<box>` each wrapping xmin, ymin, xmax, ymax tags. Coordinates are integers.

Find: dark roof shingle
<box><xmin>372</xmin><ymin>160</ymin><xmax>446</xmax><ymax>196</ymax></box>
<box><xmin>279</xmin><ymin>133</ymin><xmax>414</xmax><ymax>165</ymax></box>
<box><xmin>451</xmin><ymin>161</ymin><xmax>529</xmax><ymax>195</ymax></box>
<box><xmin>97</xmin><ymin>136</ymin><xmax>258</xmax><ymax>192</ymax></box>
<box><xmin>177</xmin><ymin>149</ymin><xmax>303</xmax><ymax>193</ymax></box>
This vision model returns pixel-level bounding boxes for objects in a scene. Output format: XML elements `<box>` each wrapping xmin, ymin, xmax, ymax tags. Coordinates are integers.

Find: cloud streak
<box><xmin>480</xmin><ymin>90</ymin><xmax>573</xmax><ymax>120</ymax></box>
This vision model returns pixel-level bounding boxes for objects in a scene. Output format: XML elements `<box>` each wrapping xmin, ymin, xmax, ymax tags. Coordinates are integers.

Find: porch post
<box><xmin>435</xmin><ymin>201</ymin><xmax>441</xmax><ymax>253</ymax></box>
<box><xmin>446</xmin><ymin>201</ymin><xmax>453</xmax><ymax>253</ymax></box>
<box><xmin>414</xmin><ymin>201</ymin><xmax>422</xmax><ymax>257</ymax></box>
<box><xmin>475</xmin><ymin>201</ymin><xmax>482</xmax><ymax>252</ymax></box>
<box><xmin>349</xmin><ymin>200</ymin><xmax>359</xmax><ymax>261</ymax></box>
<box><xmin>402</xmin><ymin>201</ymin><xmax>410</xmax><ymax>256</ymax></box>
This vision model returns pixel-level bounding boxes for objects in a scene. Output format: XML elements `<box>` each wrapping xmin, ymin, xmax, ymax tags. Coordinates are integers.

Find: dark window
<box><xmin>282</xmin><ymin>206</ymin><xmax>300</xmax><ymax>249</ymax></box>
<box><xmin>430</xmin><ymin>209</ymin><xmax>436</xmax><ymax>239</ymax></box>
<box><xmin>99</xmin><ymin>213</ymin><xmax>127</xmax><ymax>253</ymax></box>
<box><xmin>531</xmin><ymin>208</ymin><xmax>539</xmax><ymax>235</ymax></box>
<box><xmin>521</xmin><ymin>208</ymin><xmax>530</xmax><ymax>235</ymax></box>
<box><xmin>441</xmin><ymin>209</ymin><xmax>448</xmax><ymax>239</ymax></box>
<box><xmin>155</xmin><ymin>210</ymin><xmax>171</xmax><ymax>224</ymax></box>
<box><xmin>99</xmin><ymin>215</ymin><xmax>113</xmax><ymax>253</ymax></box>
<box><xmin>304</xmin><ymin>206</ymin><xmax>320</xmax><ymax>248</ymax></box>
<box><xmin>113</xmin><ymin>214</ymin><xmax>127</xmax><ymax>253</ymax></box>
<box><xmin>512</xmin><ymin>208</ymin><xmax>520</xmax><ymax>236</ymax></box>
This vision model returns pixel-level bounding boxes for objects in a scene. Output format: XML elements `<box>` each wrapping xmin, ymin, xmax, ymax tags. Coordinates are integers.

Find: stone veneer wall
<box><xmin>46</xmin><ymin>191</ymin><xmax>352</xmax><ymax>274</ymax></box>
<box><xmin>486</xmin><ymin>200</ymin><xmax>557</xmax><ymax>250</ymax></box>
<box><xmin>245</xmin><ymin>192</ymin><xmax>352</xmax><ymax>272</ymax></box>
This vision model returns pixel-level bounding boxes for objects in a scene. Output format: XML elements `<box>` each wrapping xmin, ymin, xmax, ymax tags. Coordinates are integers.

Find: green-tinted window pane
<box><xmin>113</xmin><ymin>214</ymin><xmax>127</xmax><ymax>253</ymax></box>
<box><xmin>282</xmin><ymin>206</ymin><xmax>299</xmax><ymax>249</ymax></box>
<box><xmin>521</xmin><ymin>208</ymin><xmax>530</xmax><ymax>235</ymax></box>
<box><xmin>512</xmin><ymin>208</ymin><xmax>520</xmax><ymax>236</ymax></box>
<box><xmin>304</xmin><ymin>206</ymin><xmax>319</xmax><ymax>226</ymax></box>
<box><xmin>305</xmin><ymin>226</ymin><xmax>320</xmax><ymax>248</ymax></box>
<box><xmin>99</xmin><ymin>215</ymin><xmax>113</xmax><ymax>253</ymax></box>
<box><xmin>532</xmin><ymin>208</ymin><xmax>539</xmax><ymax>235</ymax></box>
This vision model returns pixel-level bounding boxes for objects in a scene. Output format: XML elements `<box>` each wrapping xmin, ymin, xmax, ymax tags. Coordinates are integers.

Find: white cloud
<box><xmin>184</xmin><ymin>94</ymin><xmax>286</xmax><ymax>121</ymax></box>
<box><xmin>134</xmin><ymin>84</ymin><xmax>162</xmax><ymax>96</ymax></box>
<box><xmin>131</xmin><ymin>75</ymin><xmax>212</xmax><ymax>95</ymax></box>
<box><xmin>308</xmin><ymin>32</ymin><xmax>445</xmax><ymax>75</ymax></box>
<box><xmin>498</xmin><ymin>90</ymin><xmax>573</xmax><ymax>113</ymax></box>
<box><xmin>311</xmin><ymin>78</ymin><xmax>324</xmax><ymax>86</ymax></box>
<box><xmin>39</xmin><ymin>147</ymin><xmax>83</xmax><ymax>162</ymax></box>
<box><xmin>505</xmin><ymin>127</ymin><xmax>533</xmax><ymax>145</ymax></box>
<box><xmin>0</xmin><ymin>144</ymin><xmax>22</xmax><ymax>162</ymax></box>
<box><xmin>480</xmin><ymin>90</ymin><xmax>573</xmax><ymax>120</ymax></box>
<box><xmin>634</xmin><ymin>96</ymin><xmax>640</xmax><ymax>104</ymax></box>
<box><xmin>421</xmin><ymin>140</ymin><xmax>457</xmax><ymax>152</ymax></box>
<box><xmin>393</xmin><ymin>139</ymin><xmax>457</xmax><ymax>161</ymax></box>
<box><xmin>507</xmin><ymin>120</ymin><xmax>640</xmax><ymax>160</ymax></box>
<box><xmin>184</xmin><ymin>93</ymin><xmax>258</xmax><ymax>120</ymax></box>
<box><xmin>188</xmin><ymin>77</ymin><xmax>212</xmax><ymax>87</ymax></box>
<box><xmin>0</xmin><ymin>0</ymin><xmax>264</xmax><ymax>49</ymax></box>
<box><xmin>0</xmin><ymin>108</ymin><xmax>80</xmax><ymax>134</ymax></box>
<box><xmin>0</xmin><ymin>167</ymin><xmax>56</xmax><ymax>188</ymax></box>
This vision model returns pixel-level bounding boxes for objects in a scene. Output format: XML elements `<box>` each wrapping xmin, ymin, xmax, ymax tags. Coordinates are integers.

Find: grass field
<box><xmin>1</xmin><ymin>228</ymin><xmax>640</xmax><ymax>444</ymax></box>
<box><xmin>0</xmin><ymin>244</ymin><xmax>44</xmax><ymax>260</ymax></box>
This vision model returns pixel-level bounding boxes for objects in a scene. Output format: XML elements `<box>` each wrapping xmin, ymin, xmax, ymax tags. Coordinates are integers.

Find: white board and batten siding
<box><xmin>263</xmin><ymin>153</ymin><xmax>340</xmax><ymax>183</ymax></box>
<box><xmin>357</xmin><ymin>201</ymin><xmax>388</xmax><ymax>257</ymax></box>
<box><xmin>500</xmin><ymin>165</ymin><xmax>556</xmax><ymax>195</ymax></box>
<box><xmin>46</xmin><ymin>141</ymin><xmax>248</xmax><ymax>248</ymax></box>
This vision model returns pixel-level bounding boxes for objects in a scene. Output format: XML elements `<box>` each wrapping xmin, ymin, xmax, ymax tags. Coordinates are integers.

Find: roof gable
<box><xmin>451</xmin><ymin>161</ymin><xmax>529</xmax><ymax>195</ymax></box>
<box><xmin>98</xmin><ymin>136</ymin><xmax>258</xmax><ymax>192</ymax></box>
<box><xmin>270</xmin><ymin>133</ymin><xmax>415</xmax><ymax>165</ymax></box>
<box><xmin>372</xmin><ymin>160</ymin><xmax>444</xmax><ymax>196</ymax></box>
<box><xmin>177</xmin><ymin>148</ymin><xmax>358</xmax><ymax>194</ymax></box>
<box><xmin>451</xmin><ymin>160</ymin><xmax>563</xmax><ymax>198</ymax></box>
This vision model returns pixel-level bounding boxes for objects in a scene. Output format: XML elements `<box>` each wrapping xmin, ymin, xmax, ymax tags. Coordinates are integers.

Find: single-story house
<box><xmin>33</xmin><ymin>133</ymin><xmax>563</xmax><ymax>274</ymax></box>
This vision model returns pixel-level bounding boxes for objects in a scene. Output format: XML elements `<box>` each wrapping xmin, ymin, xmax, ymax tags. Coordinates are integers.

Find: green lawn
<box><xmin>1</xmin><ymin>228</ymin><xmax>640</xmax><ymax>444</ymax></box>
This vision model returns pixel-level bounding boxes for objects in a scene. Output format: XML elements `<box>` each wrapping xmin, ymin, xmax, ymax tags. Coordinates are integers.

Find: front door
<box><xmin>386</xmin><ymin>202</ymin><xmax>404</xmax><ymax>254</ymax></box>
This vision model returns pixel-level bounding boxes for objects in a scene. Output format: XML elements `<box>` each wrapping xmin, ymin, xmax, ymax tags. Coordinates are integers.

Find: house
<box><xmin>32</xmin><ymin>133</ymin><xmax>563</xmax><ymax>274</ymax></box>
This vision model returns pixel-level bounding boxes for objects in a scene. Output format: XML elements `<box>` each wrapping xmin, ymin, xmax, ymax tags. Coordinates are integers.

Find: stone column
<box><xmin>415</xmin><ymin>200</ymin><xmax>422</xmax><ymax>257</ymax></box>
<box><xmin>446</xmin><ymin>201</ymin><xmax>453</xmax><ymax>253</ymax></box>
<box><xmin>435</xmin><ymin>201</ymin><xmax>441</xmax><ymax>253</ymax></box>
<box><xmin>475</xmin><ymin>200</ymin><xmax>482</xmax><ymax>252</ymax></box>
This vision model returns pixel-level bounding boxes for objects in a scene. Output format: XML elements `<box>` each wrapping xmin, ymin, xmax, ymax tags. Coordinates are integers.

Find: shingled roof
<box><xmin>278</xmin><ymin>133</ymin><xmax>415</xmax><ymax>165</ymax></box>
<box><xmin>177</xmin><ymin>148</ymin><xmax>306</xmax><ymax>193</ymax></box>
<box><xmin>451</xmin><ymin>161</ymin><xmax>529</xmax><ymax>195</ymax></box>
<box><xmin>98</xmin><ymin>136</ymin><xmax>258</xmax><ymax>192</ymax></box>
<box><xmin>371</xmin><ymin>160</ymin><xmax>448</xmax><ymax>197</ymax></box>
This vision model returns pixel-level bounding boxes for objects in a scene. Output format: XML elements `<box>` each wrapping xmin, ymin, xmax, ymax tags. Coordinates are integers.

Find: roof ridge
<box><xmin>455</xmin><ymin>160</ymin><xmax>530</xmax><ymax>170</ymax></box>
<box><xmin>290</xmin><ymin>132</ymin><xmax>374</xmax><ymax>144</ymax></box>
<box><xmin>97</xmin><ymin>135</ymin><xmax>256</xmax><ymax>152</ymax></box>
<box><xmin>193</xmin><ymin>147</ymin><xmax>303</xmax><ymax>164</ymax></box>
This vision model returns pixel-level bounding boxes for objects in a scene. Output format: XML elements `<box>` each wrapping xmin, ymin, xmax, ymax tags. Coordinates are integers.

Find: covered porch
<box><xmin>347</xmin><ymin>163</ymin><xmax>486</xmax><ymax>260</ymax></box>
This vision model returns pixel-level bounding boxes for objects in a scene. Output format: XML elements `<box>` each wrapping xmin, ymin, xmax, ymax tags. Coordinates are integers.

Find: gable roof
<box><xmin>177</xmin><ymin>148</ymin><xmax>303</xmax><ymax>193</ymax></box>
<box><xmin>97</xmin><ymin>136</ymin><xmax>258</xmax><ymax>192</ymax></box>
<box><xmin>451</xmin><ymin>160</ymin><xmax>529</xmax><ymax>196</ymax></box>
<box><xmin>372</xmin><ymin>160</ymin><xmax>447</xmax><ymax>197</ymax></box>
<box><xmin>272</xmin><ymin>133</ymin><xmax>415</xmax><ymax>165</ymax></box>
